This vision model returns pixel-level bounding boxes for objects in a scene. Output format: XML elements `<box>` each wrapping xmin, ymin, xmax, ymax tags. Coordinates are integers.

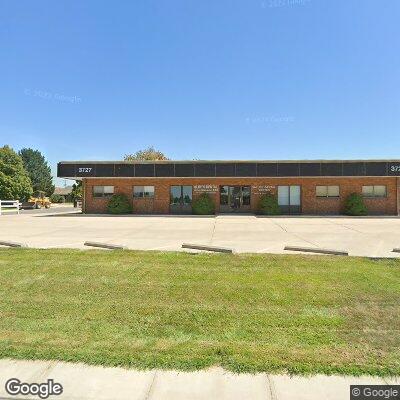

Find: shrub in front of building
<box><xmin>107</xmin><ymin>193</ymin><xmax>132</xmax><ymax>214</ymax></box>
<box><xmin>50</xmin><ymin>194</ymin><xmax>65</xmax><ymax>203</ymax></box>
<box><xmin>192</xmin><ymin>193</ymin><xmax>215</xmax><ymax>215</ymax></box>
<box><xmin>344</xmin><ymin>193</ymin><xmax>368</xmax><ymax>216</ymax></box>
<box><xmin>258</xmin><ymin>193</ymin><xmax>281</xmax><ymax>215</ymax></box>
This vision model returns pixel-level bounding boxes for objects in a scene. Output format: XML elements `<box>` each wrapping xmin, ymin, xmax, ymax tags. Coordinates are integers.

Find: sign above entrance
<box><xmin>252</xmin><ymin>185</ymin><xmax>276</xmax><ymax>195</ymax></box>
<box><xmin>193</xmin><ymin>184</ymin><xmax>218</xmax><ymax>193</ymax></box>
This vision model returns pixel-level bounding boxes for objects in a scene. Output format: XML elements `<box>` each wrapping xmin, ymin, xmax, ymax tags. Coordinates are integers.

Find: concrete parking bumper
<box><xmin>0</xmin><ymin>240</ymin><xmax>28</xmax><ymax>248</ymax></box>
<box><xmin>182</xmin><ymin>243</ymin><xmax>234</xmax><ymax>253</ymax></box>
<box><xmin>84</xmin><ymin>241</ymin><xmax>127</xmax><ymax>250</ymax></box>
<box><xmin>284</xmin><ymin>245</ymin><xmax>348</xmax><ymax>256</ymax></box>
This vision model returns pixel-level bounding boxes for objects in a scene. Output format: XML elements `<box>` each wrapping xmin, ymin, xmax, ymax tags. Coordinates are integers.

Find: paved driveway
<box><xmin>1</xmin><ymin>212</ymin><xmax>400</xmax><ymax>257</ymax></box>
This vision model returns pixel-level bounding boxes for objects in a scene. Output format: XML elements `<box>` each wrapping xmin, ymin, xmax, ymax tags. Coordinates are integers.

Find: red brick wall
<box><xmin>82</xmin><ymin>177</ymin><xmax>399</xmax><ymax>215</ymax></box>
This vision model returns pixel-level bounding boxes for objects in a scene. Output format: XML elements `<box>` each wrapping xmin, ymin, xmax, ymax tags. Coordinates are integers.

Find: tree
<box><xmin>0</xmin><ymin>145</ymin><xmax>33</xmax><ymax>200</ymax></box>
<box><xmin>124</xmin><ymin>146</ymin><xmax>169</xmax><ymax>161</ymax></box>
<box><xmin>19</xmin><ymin>148</ymin><xmax>55</xmax><ymax>196</ymax></box>
<box><xmin>71</xmin><ymin>181</ymin><xmax>82</xmax><ymax>200</ymax></box>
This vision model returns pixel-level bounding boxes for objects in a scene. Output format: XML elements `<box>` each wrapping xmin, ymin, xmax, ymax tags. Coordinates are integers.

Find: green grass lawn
<box><xmin>0</xmin><ymin>249</ymin><xmax>399</xmax><ymax>376</ymax></box>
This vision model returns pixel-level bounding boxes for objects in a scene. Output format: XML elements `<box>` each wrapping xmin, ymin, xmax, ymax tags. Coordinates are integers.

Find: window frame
<box><xmin>92</xmin><ymin>185</ymin><xmax>114</xmax><ymax>198</ymax></box>
<box><xmin>362</xmin><ymin>185</ymin><xmax>387</xmax><ymax>198</ymax></box>
<box><xmin>316</xmin><ymin>185</ymin><xmax>340</xmax><ymax>198</ymax></box>
<box><xmin>133</xmin><ymin>185</ymin><xmax>155</xmax><ymax>199</ymax></box>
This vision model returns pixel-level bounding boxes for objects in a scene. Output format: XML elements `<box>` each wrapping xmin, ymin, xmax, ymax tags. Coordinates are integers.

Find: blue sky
<box><xmin>1</xmin><ymin>0</ymin><xmax>399</xmax><ymax>185</ymax></box>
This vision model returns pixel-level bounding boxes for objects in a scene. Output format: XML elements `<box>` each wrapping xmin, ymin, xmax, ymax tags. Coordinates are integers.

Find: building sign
<box><xmin>193</xmin><ymin>184</ymin><xmax>218</xmax><ymax>193</ymax></box>
<box><xmin>388</xmin><ymin>163</ymin><xmax>400</xmax><ymax>175</ymax></box>
<box><xmin>252</xmin><ymin>185</ymin><xmax>276</xmax><ymax>195</ymax></box>
<box><xmin>75</xmin><ymin>165</ymin><xmax>96</xmax><ymax>176</ymax></box>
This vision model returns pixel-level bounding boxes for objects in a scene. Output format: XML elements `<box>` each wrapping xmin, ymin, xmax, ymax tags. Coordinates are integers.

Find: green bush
<box><xmin>107</xmin><ymin>194</ymin><xmax>132</xmax><ymax>214</ymax></box>
<box><xmin>50</xmin><ymin>194</ymin><xmax>65</xmax><ymax>203</ymax></box>
<box><xmin>344</xmin><ymin>193</ymin><xmax>368</xmax><ymax>216</ymax></box>
<box><xmin>258</xmin><ymin>193</ymin><xmax>280</xmax><ymax>215</ymax></box>
<box><xmin>192</xmin><ymin>193</ymin><xmax>215</xmax><ymax>215</ymax></box>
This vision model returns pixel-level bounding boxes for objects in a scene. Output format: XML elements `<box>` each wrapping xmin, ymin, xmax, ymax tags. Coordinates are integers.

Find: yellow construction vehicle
<box><xmin>21</xmin><ymin>191</ymin><xmax>51</xmax><ymax>209</ymax></box>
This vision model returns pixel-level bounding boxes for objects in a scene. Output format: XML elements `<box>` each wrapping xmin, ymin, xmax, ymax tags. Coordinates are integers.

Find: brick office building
<box><xmin>57</xmin><ymin>160</ymin><xmax>400</xmax><ymax>215</ymax></box>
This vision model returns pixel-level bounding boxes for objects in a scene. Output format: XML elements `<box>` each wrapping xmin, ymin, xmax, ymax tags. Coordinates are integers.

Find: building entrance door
<box><xmin>219</xmin><ymin>186</ymin><xmax>251</xmax><ymax>213</ymax></box>
<box><xmin>277</xmin><ymin>185</ymin><xmax>301</xmax><ymax>214</ymax></box>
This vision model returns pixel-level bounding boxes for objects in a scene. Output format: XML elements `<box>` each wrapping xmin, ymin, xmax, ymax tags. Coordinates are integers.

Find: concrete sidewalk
<box><xmin>0</xmin><ymin>359</ymin><xmax>398</xmax><ymax>400</ymax></box>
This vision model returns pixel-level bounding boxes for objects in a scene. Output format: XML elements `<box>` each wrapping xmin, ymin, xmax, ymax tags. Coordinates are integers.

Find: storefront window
<box><xmin>170</xmin><ymin>186</ymin><xmax>182</xmax><ymax>205</ymax></box>
<box><xmin>170</xmin><ymin>186</ymin><xmax>193</xmax><ymax>214</ymax></box>
<box><xmin>133</xmin><ymin>186</ymin><xmax>154</xmax><ymax>198</ymax></box>
<box><xmin>316</xmin><ymin>186</ymin><xmax>340</xmax><ymax>198</ymax></box>
<box><xmin>362</xmin><ymin>185</ymin><xmax>386</xmax><ymax>198</ymax></box>
<box><xmin>182</xmin><ymin>186</ymin><xmax>192</xmax><ymax>205</ymax></box>
<box><xmin>93</xmin><ymin>186</ymin><xmax>114</xmax><ymax>198</ymax></box>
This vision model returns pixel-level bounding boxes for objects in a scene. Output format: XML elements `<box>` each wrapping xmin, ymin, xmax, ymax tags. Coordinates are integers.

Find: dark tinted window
<box><xmin>96</xmin><ymin>164</ymin><xmax>114</xmax><ymax>177</ymax></box>
<box><xmin>195</xmin><ymin>163</ymin><xmax>215</xmax><ymax>177</ymax></box>
<box><xmin>321</xmin><ymin>163</ymin><xmax>342</xmax><ymax>176</ymax></box>
<box><xmin>236</xmin><ymin>163</ymin><xmax>256</xmax><ymax>177</ymax></box>
<box><xmin>155</xmin><ymin>164</ymin><xmax>174</xmax><ymax>177</ymax></box>
<box><xmin>216</xmin><ymin>163</ymin><xmax>235</xmax><ymax>177</ymax></box>
<box><xmin>115</xmin><ymin>164</ymin><xmax>135</xmax><ymax>177</ymax></box>
<box><xmin>57</xmin><ymin>163</ymin><xmax>76</xmax><ymax>177</ymax></box>
<box><xmin>365</xmin><ymin>162</ymin><xmax>387</xmax><ymax>176</ymax></box>
<box><xmin>343</xmin><ymin>162</ymin><xmax>365</xmax><ymax>176</ymax></box>
<box><xmin>135</xmin><ymin>164</ymin><xmax>155</xmax><ymax>177</ymax></box>
<box><xmin>175</xmin><ymin>163</ymin><xmax>195</xmax><ymax>177</ymax></box>
<box><xmin>257</xmin><ymin>163</ymin><xmax>277</xmax><ymax>177</ymax></box>
<box><xmin>299</xmin><ymin>163</ymin><xmax>320</xmax><ymax>176</ymax></box>
<box><xmin>277</xmin><ymin>163</ymin><xmax>299</xmax><ymax>176</ymax></box>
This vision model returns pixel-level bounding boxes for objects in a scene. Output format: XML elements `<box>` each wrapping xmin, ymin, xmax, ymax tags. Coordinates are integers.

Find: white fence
<box><xmin>0</xmin><ymin>200</ymin><xmax>20</xmax><ymax>215</ymax></box>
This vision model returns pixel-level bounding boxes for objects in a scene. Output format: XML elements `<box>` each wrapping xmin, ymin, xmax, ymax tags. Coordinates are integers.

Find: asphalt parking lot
<box><xmin>18</xmin><ymin>205</ymin><xmax>77</xmax><ymax>215</ymax></box>
<box><xmin>1</xmin><ymin>211</ymin><xmax>400</xmax><ymax>257</ymax></box>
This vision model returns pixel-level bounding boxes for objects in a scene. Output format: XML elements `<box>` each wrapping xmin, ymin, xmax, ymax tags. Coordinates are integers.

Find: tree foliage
<box><xmin>0</xmin><ymin>145</ymin><xmax>33</xmax><ymax>200</ymax></box>
<box><xmin>71</xmin><ymin>181</ymin><xmax>82</xmax><ymax>200</ymax></box>
<box><xmin>124</xmin><ymin>146</ymin><xmax>169</xmax><ymax>161</ymax></box>
<box><xmin>50</xmin><ymin>193</ymin><xmax>65</xmax><ymax>203</ymax></box>
<box><xmin>19</xmin><ymin>148</ymin><xmax>55</xmax><ymax>196</ymax></box>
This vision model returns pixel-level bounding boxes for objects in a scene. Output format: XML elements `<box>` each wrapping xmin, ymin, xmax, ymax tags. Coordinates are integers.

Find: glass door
<box><xmin>170</xmin><ymin>186</ymin><xmax>192</xmax><ymax>214</ymax></box>
<box><xmin>231</xmin><ymin>186</ymin><xmax>241</xmax><ymax>210</ymax></box>
<box><xmin>277</xmin><ymin>186</ymin><xmax>290</xmax><ymax>214</ymax></box>
<box><xmin>219</xmin><ymin>186</ymin><xmax>251</xmax><ymax>213</ymax></box>
<box><xmin>289</xmin><ymin>185</ymin><xmax>301</xmax><ymax>214</ymax></box>
<box><xmin>278</xmin><ymin>185</ymin><xmax>301</xmax><ymax>214</ymax></box>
